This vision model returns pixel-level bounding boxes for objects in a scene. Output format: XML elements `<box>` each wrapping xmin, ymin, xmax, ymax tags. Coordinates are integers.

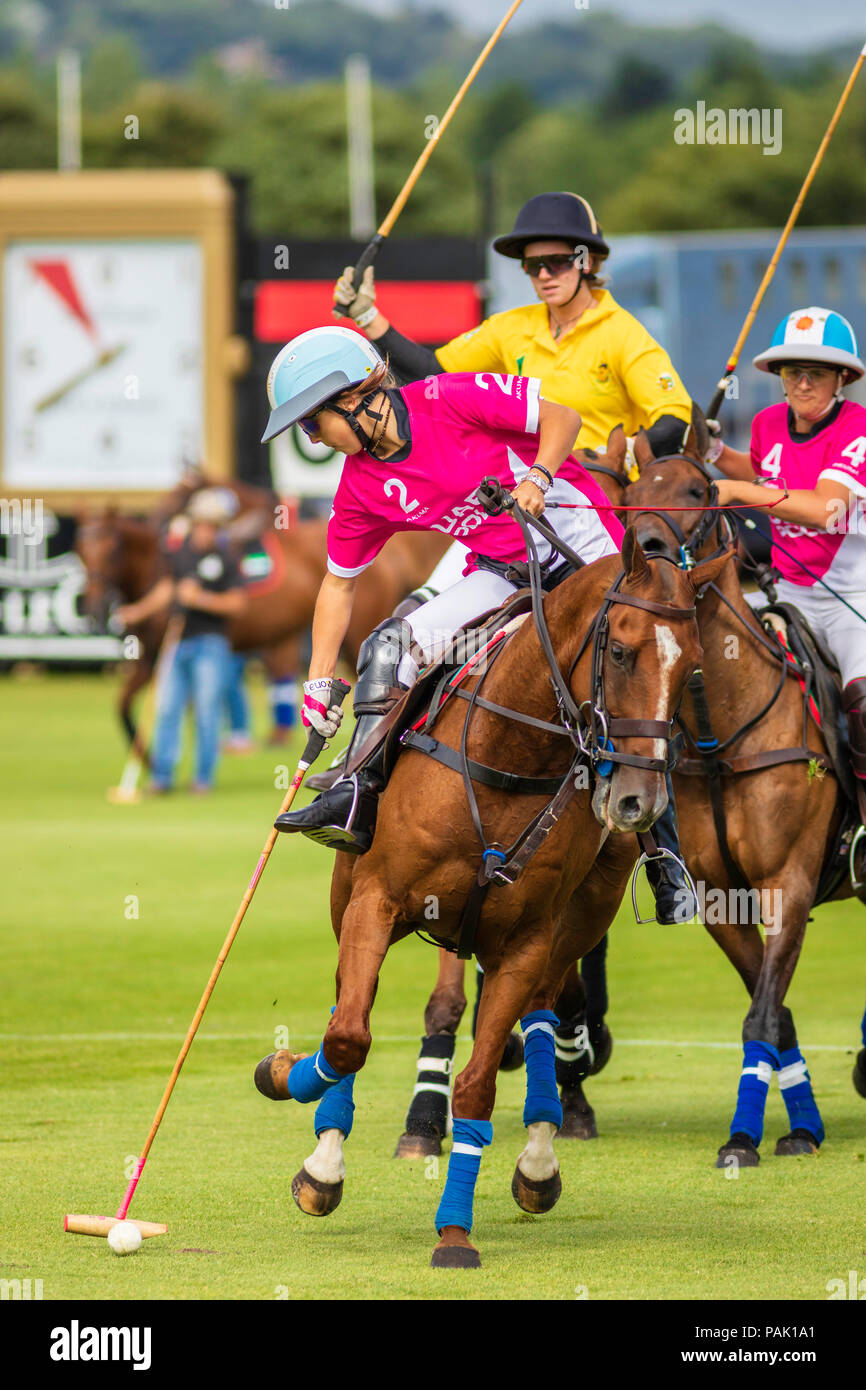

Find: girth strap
<box><xmin>401</xmin><ymin>728</ymin><xmax>567</xmax><ymax>797</ymax></box>
<box><xmin>681</xmin><ymin>671</ymin><xmax>751</xmax><ymax>892</ymax></box>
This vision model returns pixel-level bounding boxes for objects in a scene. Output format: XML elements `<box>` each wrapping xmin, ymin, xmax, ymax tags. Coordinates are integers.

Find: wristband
<box><xmin>354</xmin><ymin>305</ymin><xmax>378</xmax><ymax>329</ymax></box>
<box><xmin>530</xmin><ymin>464</ymin><xmax>554</xmax><ymax>486</ymax></box>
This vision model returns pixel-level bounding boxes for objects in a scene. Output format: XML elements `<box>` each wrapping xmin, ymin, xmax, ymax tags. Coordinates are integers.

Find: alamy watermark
<box><xmin>0</xmin><ymin>497</ymin><xmax>44</xmax><ymax>545</ymax></box>
<box><xmin>674</xmin><ymin>102</ymin><xmax>782</xmax><ymax>157</ymax></box>
<box><xmin>673</xmin><ymin>880</ymin><xmax>782</xmax><ymax>934</ymax></box>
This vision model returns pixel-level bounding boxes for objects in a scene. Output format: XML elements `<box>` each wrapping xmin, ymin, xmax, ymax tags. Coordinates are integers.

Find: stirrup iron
<box><xmin>630</xmin><ymin>846</ymin><xmax>699</xmax><ymax>925</ymax></box>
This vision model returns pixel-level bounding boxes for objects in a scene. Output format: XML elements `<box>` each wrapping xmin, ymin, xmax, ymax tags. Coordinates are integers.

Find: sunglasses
<box><xmin>298</xmin><ymin>404</ymin><xmax>329</xmax><ymax>437</ymax></box>
<box><xmin>778</xmin><ymin>364</ymin><xmax>836</xmax><ymax>385</ymax></box>
<box><xmin>521</xmin><ymin>254</ymin><xmax>580</xmax><ymax>278</ymax></box>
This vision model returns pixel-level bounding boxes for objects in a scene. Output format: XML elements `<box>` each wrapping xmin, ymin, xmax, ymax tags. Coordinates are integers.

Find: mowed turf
<box><xmin>2</xmin><ymin>670</ymin><xmax>866</xmax><ymax>1301</ymax></box>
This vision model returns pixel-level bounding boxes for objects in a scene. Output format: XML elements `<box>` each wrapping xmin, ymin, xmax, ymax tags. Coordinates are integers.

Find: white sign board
<box><xmin>3</xmin><ymin>239</ymin><xmax>204</xmax><ymax>491</ymax></box>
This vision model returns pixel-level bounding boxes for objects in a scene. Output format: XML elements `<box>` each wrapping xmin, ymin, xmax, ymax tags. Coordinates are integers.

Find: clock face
<box><xmin>3</xmin><ymin>239</ymin><xmax>204</xmax><ymax>491</ymax></box>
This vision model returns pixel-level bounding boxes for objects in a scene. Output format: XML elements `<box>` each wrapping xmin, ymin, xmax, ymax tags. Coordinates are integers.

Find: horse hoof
<box><xmin>254</xmin><ymin>1050</ymin><xmax>295</xmax><ymax>1100</ymax></box>
<box><xmin>394</xmin><ymin>1132</ymin><xmax>442</xmax><ymax>1159</ymax></box>
<box><xmin>291</xmin><ymin>1166</ymin><xmax>343</xmax><ymax>1217</ymax></box>
<box><xmin>430</xmin><ymin>1228</ymin><xmax>481</xmax><ymax>1269</ymax></box>
<box><xmin>511</xmin><ymin>1164</ymin><xmax>562</xmax><ymax>1214</ymax></box>
<box><xmin>715</xmin><ymin>1134</ymin><xmax>760</xmax><ymax>1168</ymax></box>
<box><xmin>499</xmin><ymin>1032</ymin><xmax>525</xmax><ymax>1072</ymax></box>
<box><xmin>557</xmin><ymin>1086</ymin><xmax>598</xmax><ymax>1140</ymax></box>
<box><xmin>853</xmin><ymin>1049</ymin><xmax>866</xmax><ymax>1099</ymax></box>
<box><xmin>774</xmin><ymin>1130</ymin><xmax>819</xmax><ymax>1157</ymax></box>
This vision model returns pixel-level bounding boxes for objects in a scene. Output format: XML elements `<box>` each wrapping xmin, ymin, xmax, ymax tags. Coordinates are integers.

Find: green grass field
<box><xmin>2</xmin><ymin>669</ymin><xmax>865</xmax><ymax>1302</ymax></box>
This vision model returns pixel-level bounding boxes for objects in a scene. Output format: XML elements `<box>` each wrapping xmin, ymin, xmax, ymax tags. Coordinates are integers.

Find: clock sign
<box><xmin>3</xmin><ymin>239</ymin><xmax>204</xmax><ymax>492</ymax></box>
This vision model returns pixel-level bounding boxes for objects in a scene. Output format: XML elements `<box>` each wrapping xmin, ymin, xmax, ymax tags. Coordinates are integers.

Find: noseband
<box><xmin>568</xmin><ymin>563</ymin><xmax>695</xmax><ymax>778</ymax></box>
<box><xmin>629</xmin><ymin>452</ymin><xmax>736</xmax><ymax>571</ymax></box>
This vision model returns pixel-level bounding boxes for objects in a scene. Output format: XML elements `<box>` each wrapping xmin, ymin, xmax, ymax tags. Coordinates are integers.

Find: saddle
<box><xmin>344</xmin><ymin>588</ymin><xmax>535</xmax><ymax>781</ymax></box>
<box><xmin>758</xmin><ymin>601</ymin><xmax>857</xmax><ymax>807</ymax></box>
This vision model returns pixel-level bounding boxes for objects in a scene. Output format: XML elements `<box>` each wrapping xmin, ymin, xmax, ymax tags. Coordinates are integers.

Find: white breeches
<box><xmin>746</xmin><ymin>579</ymin><xmax>866</xmax><ymax>687</ymax></box>
<box><xmin>407</xmin><ymin>502</ymin><xmax>619</xmax><ymax>664</ymax></box>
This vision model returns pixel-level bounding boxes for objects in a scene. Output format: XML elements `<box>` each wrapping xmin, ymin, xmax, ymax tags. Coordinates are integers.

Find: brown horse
<box><xmin>391</xmin><ymin>441</ymin><xmax>645</xmax><ymax>1157</ymax></box>
<box><xmin>76</xmin><ymin>477</ymin><xmax>449</xmax><ymax>751</ymax></box>
<box><xmin>255</xmin><ymin>528</ymin><xmax>727</xmax><ymax>1267</ymax></box>
<box><xmin>568</xmin><ymin>417</ymin><xmax>864</xmax><ymax>1163</ymax></box>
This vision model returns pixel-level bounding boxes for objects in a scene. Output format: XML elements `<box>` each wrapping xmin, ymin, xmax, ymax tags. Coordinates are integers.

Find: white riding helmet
<box><xmin>753</xmin><ymin>307</ymin><xmax>864</xmax><ymax>381</ymax></box>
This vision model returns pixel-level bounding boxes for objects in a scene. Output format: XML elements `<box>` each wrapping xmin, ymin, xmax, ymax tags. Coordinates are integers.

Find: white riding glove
<box><xmin>704</xmin><ymin>418</ymin><xmax>724</xmax><ymax>467</ymax></box>
<box><xmin>302</xmin><ymin>679</ymin><xmax>345</xmax><ymax>738</ymax></box>
<box><xmin>333</xmin><ymin>265</ymin><xmax>378</xmax><ymax>328</ymax></box>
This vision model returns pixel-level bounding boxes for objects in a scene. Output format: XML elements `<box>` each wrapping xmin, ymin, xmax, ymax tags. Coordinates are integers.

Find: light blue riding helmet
<box><xmin>753</xmin><ymin>306</ymin><xmax>864</xmax><ymax>380</ymax></box>
<box><xmin>262</xmin><ymin>326</ymin><xmax>384</xmax><ymax>443</ymax></box>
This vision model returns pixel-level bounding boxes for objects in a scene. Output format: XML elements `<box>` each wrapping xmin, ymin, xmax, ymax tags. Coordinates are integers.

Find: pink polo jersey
<box><xmin>326</xmin><ymin>373</ymin><xmax>623</xmax><ymax>578</ymax></box>
<box><xmin>750</xmin><ymin>399</ymin><xmax>866</xmax><ymax>590</ymax></box>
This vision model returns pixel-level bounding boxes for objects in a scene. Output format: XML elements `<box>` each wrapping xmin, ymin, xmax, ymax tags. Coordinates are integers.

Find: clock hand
<box><xmin>34</xmin><ymin>342</ymin><xmax>128</xmax><ymax>413</ymax></box>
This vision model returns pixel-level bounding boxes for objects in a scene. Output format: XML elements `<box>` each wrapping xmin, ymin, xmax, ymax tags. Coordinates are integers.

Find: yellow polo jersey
<box><xmin>435</xmin><ymin>290</ymin><xmax>691</xmax><ymax>452</ymax></box>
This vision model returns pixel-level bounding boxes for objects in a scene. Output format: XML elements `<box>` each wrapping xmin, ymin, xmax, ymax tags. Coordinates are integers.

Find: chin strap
<box><xmin>328</xmin><ymin>389</ymin><xmax>394</xmax><ymax>455</ymax></box>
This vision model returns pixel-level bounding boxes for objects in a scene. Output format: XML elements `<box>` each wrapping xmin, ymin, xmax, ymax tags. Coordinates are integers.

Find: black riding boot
<box><xmin>274</xmin><ymin>754</ymin><xmax>384</xmax><ymax>853</ymax></box>
<box><xmin>275</xmin><ymin>616</ymin><xmax>415</xmax><ymax>854</ymax></box>
<box><xmin>643</xmin><ymin>773</ymin><xmax>697</xmax><ymax>924</ymax></box>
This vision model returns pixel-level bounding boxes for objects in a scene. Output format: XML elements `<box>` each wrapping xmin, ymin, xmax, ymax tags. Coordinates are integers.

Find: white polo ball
<box><xmin>107</xmin><ymin>1220</ymin><xmax>143</xmax><ymax>1256</ymax></box>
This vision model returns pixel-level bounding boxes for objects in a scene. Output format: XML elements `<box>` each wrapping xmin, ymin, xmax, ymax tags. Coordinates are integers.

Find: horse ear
<box><xmin>688</xmin><ymin>549</ymin><xmax>734</xmax><ymax>592</ymax></box>
<box><xmin>605</xmin><ymin>424</ymin><xmax>627</xmax><ymax>470</ymax></box>
<box><xmin>683</xmin><ymin>402</ymin><xmax>709</xmax><ymax>460</ymax></box>
<box><xmin>633</xmin><ymin>428</ymin><xmax>654</xmax><ymax>472</ymax></box>
<box><xmin>621</xmin><ymin>525</ymin><xmax>651</xmax><ymax>585</ymax></box>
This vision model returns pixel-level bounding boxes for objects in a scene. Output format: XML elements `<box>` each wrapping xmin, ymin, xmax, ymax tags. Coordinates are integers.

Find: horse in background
<box><xmin>566</xmin><ymin>411</ymin><xmax>866</xmax><ymax>1161</ymax></box>
<box><xmin>76</xmin><ymin>471</ymin><xmax>449</xmax><ymax>753</ymax></box>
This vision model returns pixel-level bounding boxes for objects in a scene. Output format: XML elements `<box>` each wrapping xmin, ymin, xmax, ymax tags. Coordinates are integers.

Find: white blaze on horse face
<box><xmin>653</xmin><ymin>623</ymin><xmax>682</xmax><ymax>760</ymax></box>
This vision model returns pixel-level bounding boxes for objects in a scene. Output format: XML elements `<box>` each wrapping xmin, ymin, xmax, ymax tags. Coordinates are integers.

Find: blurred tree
<box><xmin>600</xmin><ymin>55</ymin><xmax>672</xmax><ymax>121</ymax></box>
<box><xmin>83</xmin><ymin>35</ymin><xmax>142</xmax><ymax>112</ymax></box>
<box><xmin>467</xmin><ymin>80</ymin><xmax>538</xmax><ymax>164</ymax></box>
<box><xmin>0</xmin><ymin>69</ymin><xmax>55</xmax><ymax>168</ymax></box>
<box><xmin>211</xmin><ymin>82</ymin><xmax>479</xmax><ymax>237</ymax></box>
<box><xmin>83</xmin><ymin>82</ymin><xmax>225</xmax><ymax>167</ymax></box>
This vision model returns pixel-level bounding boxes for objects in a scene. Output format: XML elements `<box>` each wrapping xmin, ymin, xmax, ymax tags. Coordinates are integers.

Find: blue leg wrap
<box><xmin>729</xmin><ymin>1040</ymin><xmax>779</xmax><ymax>1145</ymax></box>
<box><xmin>861</xmin><ymin>1004</ymin><xmax>866</xmax><ymax>1049</ymax></box>
<box><xmin>777</xmin><ymin>1046</ymin><xmax>824</xmax><ymax>1144</ymax></box>
<box><xmin>434</xmin><ymin>1118</ymin><xmax>493</xmax><ymax>1235</ymax></box>
<box><xmin>314</xmin><ymin>1071</ymin><xmax>356</xmax><ymax>1138</ymax></box>
<box><xmin>287</xmin><ymin>1046</ymin><xmax>347</xmax><ymax>1103</ymax></box>
<box><xmin>521</xmin><ymin>1009</ymin><xmax>563</xmax><ymax>1129</ymax></box>
<box><xmin>270</xmin><ymin>678</ymin><xmax>298</xmax><ymax>730</ymax></box>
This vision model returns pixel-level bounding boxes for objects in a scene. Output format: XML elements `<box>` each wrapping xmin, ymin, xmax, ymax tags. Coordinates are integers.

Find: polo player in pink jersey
<box><xmin>711</xmin><ymin>306</ymin><xmax>866</xmax><ymax>831</ymax></box>
<box><xmin>261</xmin><ymin>324</ymin><xmax>696</xmax><ymax>920</ymax></box>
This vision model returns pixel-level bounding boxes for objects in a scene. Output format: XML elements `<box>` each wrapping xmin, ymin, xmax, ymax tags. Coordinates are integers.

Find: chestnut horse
<box><xmin>391</xmin><ymin>444</ymin><xmax>644</xmax><ymax>1156</ymax></box>
<box><xmin>571</xmin><ymin>416</ymin><xmax>866</xmax><ymax>1163</ymax></box>
<box><xmin>76</xmin><ymin>476</ymin><xmax>449</xmax><ymax>750</ymax></box>
<box><xmin>255</xmin><ymin>527</ymin><xmax>727</xmax><ymax>1267</ymax></box>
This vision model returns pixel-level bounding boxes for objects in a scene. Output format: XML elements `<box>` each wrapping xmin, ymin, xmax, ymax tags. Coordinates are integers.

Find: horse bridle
<box><xmin>567</xmin><ymin>567</ymin><xmax>695</xmax><ymax>777</ymax></box>
<box><xmin>627</xmin><ymin>452</ymin><xmax>737</xmax><ymax>571</ymax></box>
<box><xmin>477</xmin><ymin>477</ymin><xmax>694</xmax><ymax>781</ymax></box>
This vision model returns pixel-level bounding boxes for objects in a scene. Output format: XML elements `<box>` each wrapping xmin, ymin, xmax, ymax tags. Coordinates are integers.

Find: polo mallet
<box><xmin>106</xmin><ymin>613</ymin><xmax>185</xmax><ymax>805</ymax></box>
<box><xmin>706</xmin><ymin>40</ymin><xmax>866</xmax><ymax>419</ymax></box>
<box><xmin>340</xmin><ymin>0</ymin><xmax>525</xmax><ymax>294</ymax></box>
<box><xmin>66</xmin><ymin>677</ymin><xmax>351</xmax><ymax>1239</ymax></box>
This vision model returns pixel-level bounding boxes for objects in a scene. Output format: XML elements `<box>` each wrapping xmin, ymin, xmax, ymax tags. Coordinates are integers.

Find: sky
<box><xmin>356</xmin><ymin>0</ymin><xmax>865</xmax><ymax>51</ymax></box>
